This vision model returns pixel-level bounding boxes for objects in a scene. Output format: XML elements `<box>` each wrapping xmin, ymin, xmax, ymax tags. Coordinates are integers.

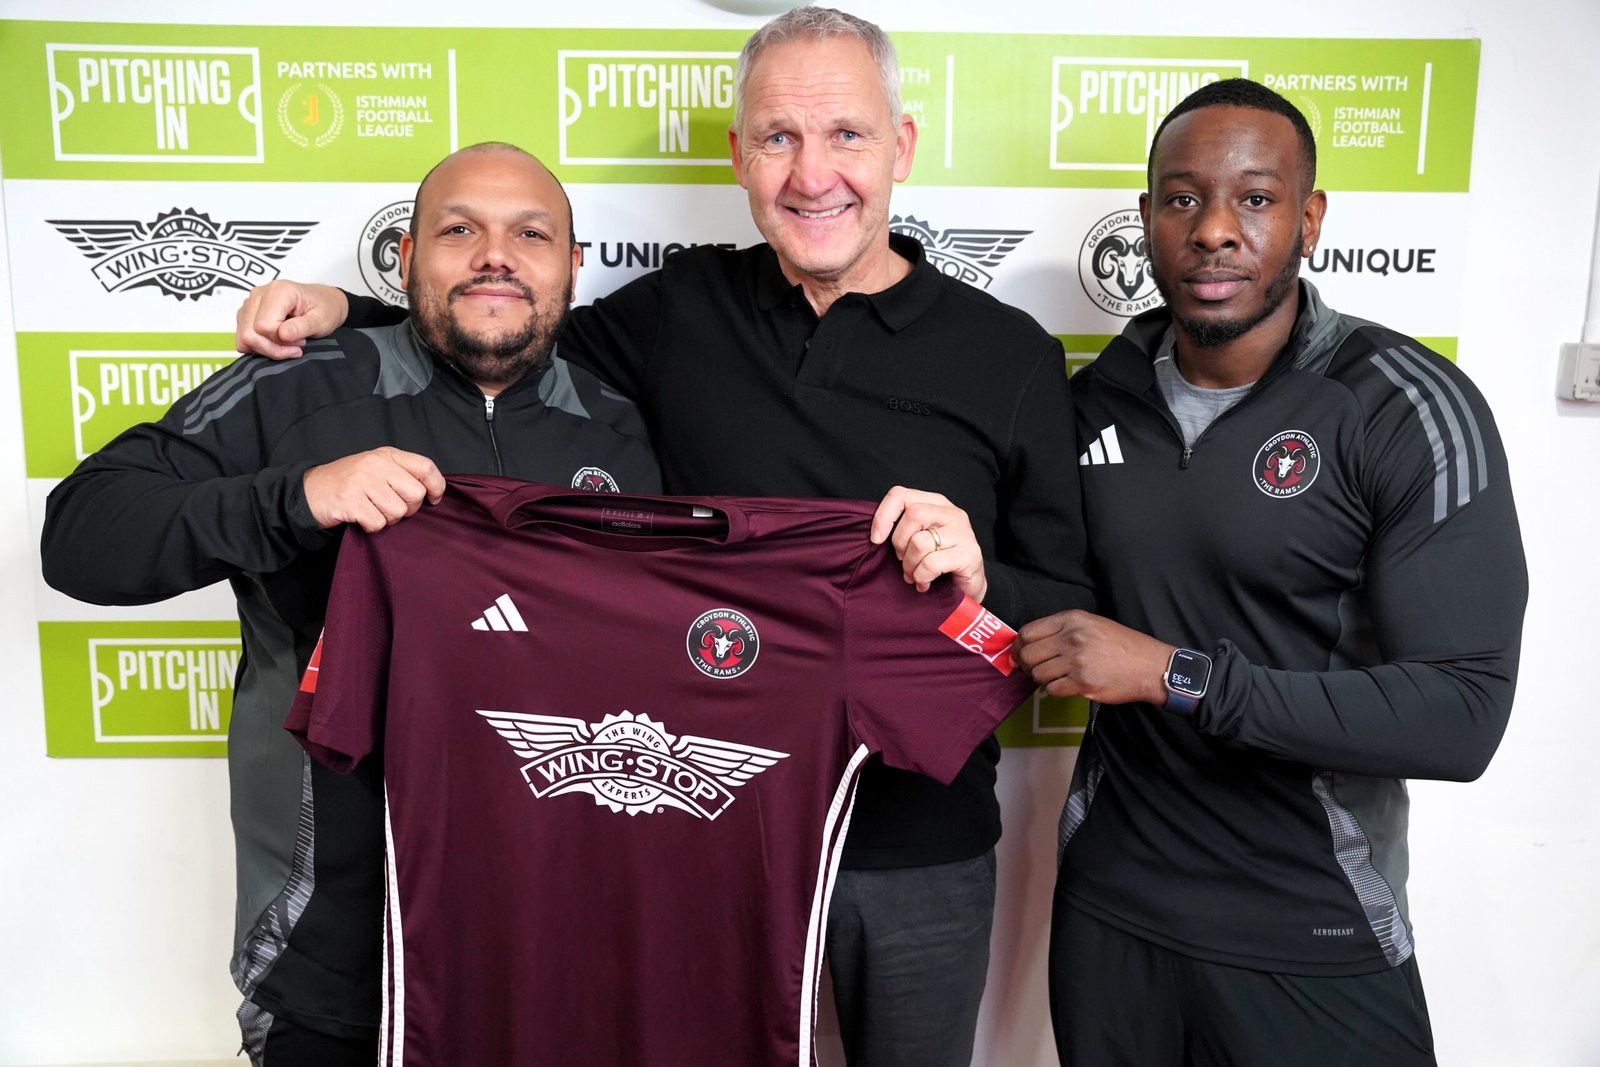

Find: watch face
<box><xmin>1168</xmin><ymin>648</ymin><xmax>1210</xmax><ymax>698</ymax></box>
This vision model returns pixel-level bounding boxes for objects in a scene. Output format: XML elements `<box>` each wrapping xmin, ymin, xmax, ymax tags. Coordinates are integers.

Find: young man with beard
<box><xmin>235</xmin><ymin>8</ymin><xmax>1091</xmax><ymax>1064</ymax></box>
<box><xmin>1013</xmin><ymin>79</ymin><xmax>1527</xmax><ymax>1064</ymax></box>
<box><xmin>39</xmin><ymin>143</ymin><xmax>659</xmax><ymax>1065</ymax></box>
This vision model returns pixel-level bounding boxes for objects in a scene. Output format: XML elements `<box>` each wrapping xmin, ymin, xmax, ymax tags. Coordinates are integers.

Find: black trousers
<box><xmin>1050</xmin><ymin>904</ymin><xmax>1437</xmax><ymax>1067</ymax></box>
<box><xmin>238</xmin><ymin>999</ymin><xmax>375</xmax><ymax>1067</ymax></box>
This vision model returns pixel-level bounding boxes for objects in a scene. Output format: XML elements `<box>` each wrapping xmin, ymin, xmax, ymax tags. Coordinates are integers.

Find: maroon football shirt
<box><xmin>288</xmin><ymin>475</ymin><xmax>1034</xmax><ymax>1066</ymax></box>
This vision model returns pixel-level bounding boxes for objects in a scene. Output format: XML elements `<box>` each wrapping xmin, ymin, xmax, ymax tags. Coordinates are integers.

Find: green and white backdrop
<box><xmin>1</xmin><ymin>3</ymin><xmax>1595</xmax><ymax>1065</ymax></box>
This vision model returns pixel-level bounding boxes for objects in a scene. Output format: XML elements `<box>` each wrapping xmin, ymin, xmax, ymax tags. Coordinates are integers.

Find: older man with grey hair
<box><xmin>237</xmin><ymin>7</ymin><xmax>1091</xmax><ymax>1063</ymax></box>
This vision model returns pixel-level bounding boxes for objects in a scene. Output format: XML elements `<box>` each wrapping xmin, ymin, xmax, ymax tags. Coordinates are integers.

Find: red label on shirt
<box><xmin>938</xmin><ymin>596</ymin><xmax>1017</xmax><ymax>676</ymax></box>
<box><xmin>299</xmin><ymin>635</ymin><xmax>323</xmax><ymax>694</ymax></box>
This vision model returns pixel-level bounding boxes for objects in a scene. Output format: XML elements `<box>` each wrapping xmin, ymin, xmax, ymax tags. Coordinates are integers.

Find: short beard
<box><xmin>1156</xmin><ymin>230</ymin><xmax>1303</xmax><ymax>349</ymax></box>
<box><xmin>409</xmin><ymin>273</ymin><xmax>569</xmax><ymax>390</ymax></box>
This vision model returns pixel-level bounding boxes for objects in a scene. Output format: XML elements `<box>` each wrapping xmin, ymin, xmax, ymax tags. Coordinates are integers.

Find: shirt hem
<box><xmin>1061</xmin><ymin>893</ymin><xmax>1400</xmax><ymax>977</ymax></box>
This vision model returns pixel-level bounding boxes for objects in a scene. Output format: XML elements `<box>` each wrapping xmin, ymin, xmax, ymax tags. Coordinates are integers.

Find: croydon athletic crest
<box><xmin>888</xmin><ymin>215</ymin><xmax>1029</xmax><ymax>289</ymax></box>
<box><xmin>477</xmin><ymin>709</ymin><xmax>788</xmax><ymax>819</ymax></box>
<box><xmin>1078</xmin><ymin>209</ymin><xmax>1161</xmax><ymax>317</ymax></box>
<box><xmin>1254</xmin><ymin>430</ymin><xmax>1321</xmax><ymax>498</ymax></box>
<box><xmin>49</xmin><ymin>209</ymin><xmax>315</xmax><ymax>301</ymax></box>
<box><xmin>687</xmin><ymin>608</ymin><xmax>760</xmax><ymax>678</ymax></box>
<box><xmin>571</xmin><ymin>466</ymin><xmax>620</xmax><ymax>492</ymax></box>
<box><xmin>357</xmin><ymin>200</ymin><xmax>412</xmax><ymax>306</ymax></box>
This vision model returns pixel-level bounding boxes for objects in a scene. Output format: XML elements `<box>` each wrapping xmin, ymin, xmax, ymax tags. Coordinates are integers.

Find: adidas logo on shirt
<box><xmin>1079</xmin><ymin>424</ymin><xmax>1124</xmax><ymax>466</ymax></box>
<box><xmin>472</xmin><ymin>594</ymin><xmax>529</xmax><ymax>632</ymax></box>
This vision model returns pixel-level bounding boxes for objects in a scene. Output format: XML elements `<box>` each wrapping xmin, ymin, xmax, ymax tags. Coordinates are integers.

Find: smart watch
<box><xmin>1163</xmin><ymin>647</ymin><xmax>1212</xmax><ymax>715</ymax></box>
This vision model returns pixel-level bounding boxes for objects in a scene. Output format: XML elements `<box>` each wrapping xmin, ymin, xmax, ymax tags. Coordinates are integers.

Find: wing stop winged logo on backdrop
<box><xmin>889</xmin><ymin>215</ymin><xmax>1030</xmax><ymax>290</ymax></box>
<box><xmin>49</xmin><ymin>209</ymin><xmax>315</xmax><ymax>301</ymax></box>
<box><xmin>46</xmin><ymin>44</ymin><xmax>264</xmax><ymax>163</ymax></box>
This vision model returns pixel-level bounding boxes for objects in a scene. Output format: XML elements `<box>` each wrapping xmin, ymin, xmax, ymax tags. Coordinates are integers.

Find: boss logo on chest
<box><xmin>886</xmin><ymin>395</ymin><xmax>934</xmax><ymax>416</ymax></box>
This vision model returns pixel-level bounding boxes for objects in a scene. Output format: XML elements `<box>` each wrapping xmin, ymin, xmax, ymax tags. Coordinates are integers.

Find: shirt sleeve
<box><xmin>40</xmin><ymin>354</ymin><xmax>336</xmax><ymax>605</ymax></box>
<box><xmin>284</xmin><ymin>525</ymin><xmax>393</xmax><ymax>772</ymax></box>
<box><xmin>343</xmin><ymin>290</ymin><xmax>409</xmax><ymax>328</ymax></box>
<box><xmin>981</xmin><ymin>337</ymin><xmax>1097</xmax><ymax>625</ymax></box>
<box><xmin>1195</xmin><ymin>349</ymin><xmax>1528</xmax><ymax>782</ymax></box>
<box><xmin>844</xmin><ymin>546</ymin><xmax>1038</xmax><ymax>784</ymax></box>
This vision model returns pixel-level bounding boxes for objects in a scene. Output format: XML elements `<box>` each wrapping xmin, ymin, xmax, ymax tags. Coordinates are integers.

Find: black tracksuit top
<box><xmin>41</xmin><ymin>324</ymin><xmax>659</xmax><ymax>1034</ymax></box>
<box><xmin>1060</xmin><ymin>282</ymin><xmax>1527</xmax><ymax>974</ymax></box>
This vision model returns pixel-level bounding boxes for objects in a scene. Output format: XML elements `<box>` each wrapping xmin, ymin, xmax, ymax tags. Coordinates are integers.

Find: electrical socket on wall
<box><xmin>1557</xmin><ymin>342</ymin><xmax>1600</xmax><ymax>401</ymax></box>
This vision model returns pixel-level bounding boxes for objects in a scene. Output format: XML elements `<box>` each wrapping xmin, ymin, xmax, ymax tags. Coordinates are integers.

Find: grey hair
<box><xmin>733</xmin><ymin>6</ymin><xmax>902</xmax><ymax>131</ymax></box>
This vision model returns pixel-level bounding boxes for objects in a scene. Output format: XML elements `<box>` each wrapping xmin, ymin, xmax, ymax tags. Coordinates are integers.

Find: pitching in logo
<box><xmin>687</xmin><ymin>608</ymin><xmax>759</xmax><ymax>679</ymax></box>
<box><xmin>938</xmin><ymin>595</ymin><xmax>1019</xmax><ymax>675</ymax></box>
<box><xmin>1253</xmin><ymin>430</ymin><xmax>1321</xmax><ymax>498</ymax></box>
<box><xmin>478</xmin><ymin>709</ymin><xmax>788</xmax><ymax>819</ymax></box>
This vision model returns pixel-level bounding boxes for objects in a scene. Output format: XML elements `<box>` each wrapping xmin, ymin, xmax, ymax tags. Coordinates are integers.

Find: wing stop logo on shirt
<box><xmin>687</xmin><ymin>607</ymin><xmax>760</xmax><ymax>679</ymax></box>
<box><xmin>50</xmin><ymin>208</ymin><xmax>315</xmax><ymax>301</ymax></box>
<box><xmin>888</xmin><ymin>215</ymin><xmax>1030</xmax><ymax>290</ymax></box>
<box><xmin>478</xmin><ymin>709</ymin><xmax>789</xmax><ymax>819</ymax></box>
<box><xmin>1079</xmin><ymin>209</ymin><xmax>1162</xmax><ymax>317</ymax></box>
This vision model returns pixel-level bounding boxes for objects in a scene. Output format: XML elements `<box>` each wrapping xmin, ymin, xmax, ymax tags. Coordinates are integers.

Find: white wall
<box><xmin>1</xmin><ymin>1</ymin><xmax>1596</xmax><ymax>1064</ymax></box>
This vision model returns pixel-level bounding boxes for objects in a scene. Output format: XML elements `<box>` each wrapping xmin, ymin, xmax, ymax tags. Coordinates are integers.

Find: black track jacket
<box><xmin>1059</xmin><ymin>281</ymin><xmax>1527</xmax><ymax>975</ymax></box>
<box><xmin>41</xmin><ymin>324</ymin><xmax>659</xmax><ymax>1036</ymax></box>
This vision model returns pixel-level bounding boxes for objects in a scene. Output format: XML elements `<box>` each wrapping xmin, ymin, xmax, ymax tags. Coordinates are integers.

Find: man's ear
<box><xmin>1302</xmin><ymin>189</ymin><xmax>1328</xmax><ymax>256</ymax></box>
<box><xmin>728</xmin><ymin>125</ymin><xmax>749</xmax><ymax>189</ymax></box>
<box><xmin>892</xmin><ymin>112</ymin><xmax>918</xmax><ymax>183</ymax></box>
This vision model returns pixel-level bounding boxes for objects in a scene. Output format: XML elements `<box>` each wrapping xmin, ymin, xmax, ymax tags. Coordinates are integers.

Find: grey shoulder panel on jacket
<box><xmin>356</xmin><ymin>322</ymin><xmax>433</xmax><ymax>398</ymax></box>
<box><xmin>1288</xmin><ymin>280</ymin><xmax>1378</xmax><ymax>376</ymax></box>
<box><xmin>541</xmin><ymin>348</ymin><xmax>651</xmax><ymax>443</ymax></box>
<box><xmin>1305</xmin><ymin>292</ymin><xmax>1497</xmax><ymax>526</ymax></box>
